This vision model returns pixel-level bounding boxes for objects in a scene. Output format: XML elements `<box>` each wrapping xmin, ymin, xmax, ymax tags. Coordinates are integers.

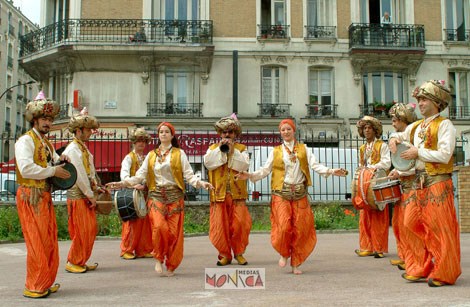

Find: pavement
<box><xmin>0</xmin><ymin>231</ymin><xmax>469</xmax><ymax>307</ymax></box>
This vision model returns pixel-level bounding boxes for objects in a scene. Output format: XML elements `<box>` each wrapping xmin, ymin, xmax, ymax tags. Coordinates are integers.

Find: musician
<box><xmin>237</xmin><ymin>119</ymin><xmax>347</xmax><ymax>275</ymax></box>
<box><xmin>203</xmin><ymin>114</ymin><xmax>252</xmax><ymax>267</ymax></box>
<box><xmin>15</xmin><ymin>91</ymin><xmax>70</xmax><ymax>298</ymax></box>
<box><xmin>353</xmin><ymin>116</ymin><xmax>391</xmax><ymax>259</ymax></box>
<box><xmin>387</xmin><ymin>103</ymin><xmax>418</xmax><ymax>270</ymax></box>
<box><xmin>106</xmin><ymin>122</ymin><xmax>212</xmax><ymax>277</ymax></box>
<box><xmin>63</xmin><ymin>108</ymin><xmax>102</xmax><ymax>274</ymax></box>
<box><xmin>389</xmin><ymin>80</ymin><xmax>461</xmax><ymax>287</ymax></box>
<box><xmin>118</xmin><ymin>128</ymin><xmax>153</xmax><ymax>260</ymax></box>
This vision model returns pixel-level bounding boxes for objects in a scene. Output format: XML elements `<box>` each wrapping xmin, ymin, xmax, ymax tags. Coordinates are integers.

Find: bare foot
<box><xmin>292</xmin><ymin>266</ymin><xmax>303</xmax><ymax>275</ymax></box>
<box><xmin>154</xmin><ymin>261</ymin><xmax>163</xmax><ymax>274</ymax></box>
<box><xmin>278</xmin><ymin>256</ymin><xmax>288</xmax><ymax>268</ymax></box>
<box><xmin>166</xmin><ymin>270</ymin><xmax>175</xmax><ymax>277</ymax></box>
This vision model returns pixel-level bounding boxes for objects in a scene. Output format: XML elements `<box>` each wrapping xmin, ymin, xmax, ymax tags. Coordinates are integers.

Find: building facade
<box><xmin>0</xmin><ymin>0</ymin><xmax>37</xmax><ymax>161</ymax></box>
<box><xmin>18</xmin><ymin>0</ymin><xmax>470</xmax><ymax>156</ymax></box>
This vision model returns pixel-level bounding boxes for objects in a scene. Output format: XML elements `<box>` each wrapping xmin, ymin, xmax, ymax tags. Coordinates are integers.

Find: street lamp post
<box><xmin>0</xmin><ymin>80</ymin><xmax>36</xmax><ymax>101</ymax></box>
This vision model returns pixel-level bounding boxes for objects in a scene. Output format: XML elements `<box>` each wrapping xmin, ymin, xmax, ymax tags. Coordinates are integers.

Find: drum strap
<box><xmin>272</xmin><ymin>183</ymin><xmax>307</xmax><ymax>201</ymax></box>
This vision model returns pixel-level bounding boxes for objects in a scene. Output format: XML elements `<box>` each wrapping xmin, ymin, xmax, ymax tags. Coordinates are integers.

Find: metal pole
<box><xmin>232</xmin><ymin>50</ymin><xmax>238</xmax><ymax>114</ymax></box>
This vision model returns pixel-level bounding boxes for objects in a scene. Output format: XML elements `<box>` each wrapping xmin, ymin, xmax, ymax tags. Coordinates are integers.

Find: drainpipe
<box><xmin>233</xmin><ymin>50</ymin><xmax>238</xmax><ymax>114</ymax></box>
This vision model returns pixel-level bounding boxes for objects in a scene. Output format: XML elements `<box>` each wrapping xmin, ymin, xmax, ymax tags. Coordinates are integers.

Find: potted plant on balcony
<box><xmin>373</xmin><ymin>101</ymin><xmax>387</xmax><ymax>116</ymax></box>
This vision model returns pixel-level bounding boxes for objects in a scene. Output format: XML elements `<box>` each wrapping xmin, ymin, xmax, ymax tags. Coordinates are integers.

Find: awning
<box><xmin>0</xmin><ymin>158</ymin><xmax>15</xmax><ymax>173</ymax></box>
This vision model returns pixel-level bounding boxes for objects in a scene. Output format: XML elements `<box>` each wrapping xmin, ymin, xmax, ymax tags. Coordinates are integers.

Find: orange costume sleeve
<box><xmin>16</xmin><ymin>187</ymin><xmax>59</xmax><ymax>293</ymax></box>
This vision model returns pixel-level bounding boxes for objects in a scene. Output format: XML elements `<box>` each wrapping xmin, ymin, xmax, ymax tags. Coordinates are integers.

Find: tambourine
<box><xmin>391</xmin><ymin>143</ymin><xmax>415</xmax><ymax>171</ymax></box>
<box><xmin>50</xmin><ymin>161</ymin><xmax>78</xmax><ymax>190</ymax></box>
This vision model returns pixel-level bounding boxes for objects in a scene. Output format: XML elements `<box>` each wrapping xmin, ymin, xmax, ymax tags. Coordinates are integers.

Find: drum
<box><xmin>114</xmin><ymin>189</ymin><xmax>148</xmax><ymax>222</ymax></box>
<box><xmin>372</xmin><ymin>180</ymin><xmax>402</xmax><ymax>210</ymax></box>
<box><xmin>391</xmin><ymin>143</ymin><xmax>415</xmax><ymax>171</ymax></box>
<box><xmin>95</xmin><ymin>192</ymin><xmax>113</xmax><ymax>215</ymax></box>
<box><xmin>351</xmin><ymin>167</ymin><xmax>387</xmax><ymax>210</ymax></box>
<box><xmin>50</xmin><ymin>162</ymin><xmax>77</xmax><ymax>190</ymax></box>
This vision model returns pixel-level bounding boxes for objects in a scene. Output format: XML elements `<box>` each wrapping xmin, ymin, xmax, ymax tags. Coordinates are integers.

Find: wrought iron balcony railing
<box><xmin>449</xmin><ymin>106</ymin><xmax>470</xmax><ymax>119</ymax></box>
<box><xmin>305</xmin><ymin>104</ymin><xmax>338</xmax><ymax>118</ymax></box>
<box><xmin>20</xmin><ymin>19</ymin><xmax>214</xmax><ymax>57</ymax></box>
<box><xmin>58</xmin><ymin>104</ymin><xmax>69</xmax><ymax>119</ymax></box>
<box><xmin>6</xmin><ymin>92</ymin><xmax>12</xmax><ymax>101</ymax></box>
<box><xmin>349</xmin><ymin>23</ymin><xmax>425</xmax><ymax>50</ymax></box>
<box><xmin>147</xmin><ymin>102</ymin><xmax>203</xmax><ymax>117</ymax></box>
<box><xmin>9</xmin><ymin>24</ymin><xmax>15</xmax><ymax>36</ymax></box>
<box><xmin>359</xmin><ymin>104</ymin><xmax>391</xmax><ymax>119</ymax></box>
<box><xmin>257</xmin><ymin>24</ymin><xmax>290</xmax><ymax>40</ymax></box>
<box><xmin>4</xmin><ymin>121</ymin><xmax>11</xmax><ymax>134</ymax></box>
<box><xmin>444</xmin><ymin>29</ymin><xmax>470</xmax><ymax>43</ymax></box>
<box><xmin>15</xmin><ymin>125</ymin><xmax>22</xmax><ymax>137</ymax></box>
<box><xmin>258</xmin><ymin>103</ymin><xmax>291</xmax><ymax>117</ymax></box>
<box><xmin>304</xmin><ymin>26</ymin><xmax>336</xmax><ymax>40</ymax></box>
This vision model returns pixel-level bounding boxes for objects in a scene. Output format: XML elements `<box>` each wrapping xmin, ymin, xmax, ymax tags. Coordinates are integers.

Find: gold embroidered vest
<box><xmin>410</xmin><ymin>117</ymin><xmax>454</xmax><ymax>175</ymax></box>
<box><xmin>147</xmin><ymin>148</ymin><xmax>185</xmax><ymax>192</ymax></box>
<box><xmin>271</xmin><ymin>143</ymin><xmax>312</xmax><ymax>190</ymax></box>
<box><xmin>359</xmin><ymin>140</ymin><xmax>383</xmax><ymax>166</ymax></box>
<box><xmin>16</xmin><ymin>130</ymin><xmax>54</xmax><ymax>188</ymax></box>
<box><xmin>129</xmin><ymin>151</ymin><xmax>140</xmax><ymax>176</ymax></box>
<box><xmin>208</xmin><ymin>143</ymin><xmax>248</xmax><ymax>202</ymax></box>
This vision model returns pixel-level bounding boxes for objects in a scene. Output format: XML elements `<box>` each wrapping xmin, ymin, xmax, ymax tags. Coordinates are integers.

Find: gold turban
<box><xmin>68</xmin><ymin>107</ymin><xmax>99</xmax><ymax>133</ymax></box>
<box><xmin>413</xmin><ymin>80</ymin><xmax>451</xmax><ymax>112</ymax></box>
<box><xmin>356</xmin><ymin>116</ymin><xmax>383</xmax><ymax>138</ymax></box>
<box><xmin>214</xmin><ymin>113</ymin><xmax>242</xmax><ymax>137</ymax></box>
<box><xmin>130</xmin><ymin>127</ymin><xmax>151</xmax><ymax>143</ymax></box>
<box><xmin>25</xmin><ymin>91</ymin><xmax>60</xmax><ymax>122</ymax></box>
<box><xmin>388</xmin><ymin>103</ymin><xmax>417</xmax><ymax>125</ymax></box>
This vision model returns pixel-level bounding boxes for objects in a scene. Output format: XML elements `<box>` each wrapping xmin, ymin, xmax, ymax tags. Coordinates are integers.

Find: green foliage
<box><xmin>313</xmin><ymin>203</ymin><xmax>359</xmax><ymax>230</ymax></box>
<box><xmin>0</xmin><ymin>206</ymin><xmax>22</xmax><ymax>241</ymax></box>
<box><xmin>96</xmin><ymin>213</ymin><xmax>122</xmax><ymax>237</ymax></box>
<box><xmin>184</xmin><ymin>209</ymin><xmax>209</xmax><ymax>234</ymax></box>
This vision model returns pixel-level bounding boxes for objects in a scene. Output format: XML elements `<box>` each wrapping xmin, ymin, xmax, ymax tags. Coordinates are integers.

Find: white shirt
<box><xmin>120</xmin><ymin>150</ymin><xmax>145</xmax><ymax>181</ymax></box>
<box><xmin>249</xmin><ymin>141</ymin><xmax>333</xmax><ymax>184</ymax></box>
<box><xmin>15</xmin><ymin>128</ymin><xmax>59</xmax><ymax>180</ymax></box>
<box><xmin>392</xmin><ymin>115</ymin><xmax>455</xmax><ymax>171</ymax></box>
<box><xmin>124</xmin><ymin>147</ymin><xmax>203</xmax><ymax>189</ymax></box>
<box><xmin>361</xmin><ymin>138</ymin><xmax>391</xmax><ymax>171</ymax></box>
<box><xmin>63</xmin><ymin>140</ymin><xmax>96</xmax><ymax>199</ymax></box>
<box><xmin>203</xmin><ymin>144</ymin><xmax>250</xmax><ymax>172</ymax></box>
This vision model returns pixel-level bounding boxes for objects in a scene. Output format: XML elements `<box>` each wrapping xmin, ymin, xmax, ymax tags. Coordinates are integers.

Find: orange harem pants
<box><xmin>404</xmin><ymin>179</ymin><xmax>461</xmax><ymax>284</ymax></box>
<box><xmin>67</xmin><ymin>198</ymin><xmax>97</xmax><ymax>266</ymax></box>
<box><xmin>270</xmin><ymin>194</ymin><xmax>317</xmax><ymax>267</ymax></box>
<box><xmin>209</xmin><ymin>193</ymin><xmax>252</xmax><ymax>262</ymax></box>
<box><xmin>120</xmin><ymin>216</ymin><xmax>153</xmax><ymax>257</ymax></box>
<box><xmin>357</xmin><ymin>205</ymin><xmax>389</xmax><ymax>253</ymax></box>
<box><xmin>147</xmin><ymin>198</ymin><xmax>184</xmax><ymax>271</ymax></box>
<box><xmin>16</xmin><ymin>186</ymin><xmax>59</xmax><ymax>293</ymax></box>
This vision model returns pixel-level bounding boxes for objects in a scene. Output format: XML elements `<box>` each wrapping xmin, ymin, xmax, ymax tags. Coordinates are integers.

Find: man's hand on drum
<box><xmin>53</xmin><ymin>164</ymin><xmax>71</xmax><ymax>179</ymax></box>
<box><xmin>332</xmin><ymin>168</ymin><xmax>348</xmax><ymax>177</ymax></box>
<box><xmin>105</xmin><ymin>181</ymin><xmax>124</xmax><ymax>190</ymax></box>
<box><xmin>134</xmin><ymin>184</ymin><xmax>146</xmax><ymax>191</ymax></box>
<box><xmin>388</xmin><ymin>137</ymin><xmax>400</xmax><ymax>154</ymax></box>
<box><xmin>388</xmin><ymin>169</ymin><xmax>400</xmax><ymax>180</ymax></box>
<box><xmin>87</xmin><ymin>197</ymin><xmax>97</xmax><ymax>209</ymax></box>
<box><xmin>401</xmin><ymin>145</ymin><xmax>418</xmax><ymax>160</ymax></box>
<box><xmin>201</xmin><ymin>181</ymin><xmax>214</xmax><ymax>191</ymax></box>
<box><xmin>59</xmin><ymin>154</ymin><xmax>71</xmax><ymax>163</ymax></box>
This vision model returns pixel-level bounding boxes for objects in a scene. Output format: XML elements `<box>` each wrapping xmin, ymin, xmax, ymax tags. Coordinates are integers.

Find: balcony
<box><xmin>449</xmin><ymin>106</ymin><xmax>470</xmax><ymax>120</ymax></box>
<box><xmin>15</xmin><ymin>125</ymin><xmax>22</xmax><ymax>137</ymax></box>
<box><xmin>4</xmin><ymin>121</ymin><xmax>11</xmax><ymax>135</ymax></box>
<box><xmin>257</xmin><ymin>24</ymin><xmax>290</xmax><ymax>41</ymax></box>
<box><xmin>7</xmin><ymin>56</ymin><xmax>13</xmax><ymax>69</ymax></box>
<box><xmin>20</xmin><ymin>19</ymin><xmax>214</xmax><ymax>57</ymax></box>
<box><xmin>349</xmin><ymin>23</ymin><xmax>425</xmax><ymax>52</ymax></box>
<box><xmin>58</xmin><ymin>104</ymin><xmax>69</xmax><ymax>120</ymax></box>
<box><xmin>304</xmin><ymin>26</ymin><xmax>336</xmax><ymax>41</ymax></box>
<box><xmin>6</xmin><ymin>92</ymin><xmax>12</xmax><ymax>101</ymax></box>
<box><xmin>305</xmin><ymin>104</ymin><xmax>338</xmax><ymax>118</ymax></box>
<box><xmin>359</xmin><ymin>104</ymin><xmax>394</xmax><ymax>119</ymax></box>
<box><xmin>258</xmin><ymin>103</ymin><xmax>291</xmax><ymax>118</ymax></box>
<box><xmin>8</xmin><ymin>24</ymin><xmax>15</xmax><ymax>37</ymax></box>
<box><xmin>147</xmin><ymin>102</ymin><xmax>203</xmax><ymax>117</ymax></box>
<box><xmin>444</xmin><ymin>29</ymin><xmax>470</xmax><ymax>44</ymax></box>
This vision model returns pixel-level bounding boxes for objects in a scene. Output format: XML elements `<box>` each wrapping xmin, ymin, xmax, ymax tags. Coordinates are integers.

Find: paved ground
<box><xmin>0</xmin><ymin>231</ymin><xmax>469</xmax><ymax>306</ymax></box>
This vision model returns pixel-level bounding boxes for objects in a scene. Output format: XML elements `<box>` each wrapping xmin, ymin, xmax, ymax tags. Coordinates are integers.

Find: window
<box><xmin>151</xmin><ymin>68</ymin><xmax>200</xmax><ymax>115</ymax></box>
<box><xmin>445</xmin><ymin>0</ymin><xmax>470</xmax><ymax>41</ymax></box>
<box><xmin>258</xmin><ymin>0</ymin><xmax>289</xmax><ymax>38</ymax></box>
<box><xmin>52</xmin><ymin>75</ymin><xmax>68</xmax><ymax>118</ymax></box>
<box><xmin>261</xmin><ymin>66</ymin><xmax>286</xmax><ymax>105</ymax></box>
<box><xmin>363</xmin><ymin>72</ymin><xmax>406</xmax><ymax>106</ymax></box>
<box><xmin>153</xmin><ymin>0</ymin><xmax>199</xmax><ymax>19</ymax></box>
<box><xmin>359</xmin><ymin>0</ymin><xmax>404</xmax><ymax>24</ymax></box>
<box><xmin>449</xmin><ymin>71</ymin><xmax>470</xmax><ymax>118</ymax></box>
<box><xmin>307</xmin><ymin>0</ymin><xmax>332</xmax><ymax>26</ymax></box>
<box><xmin>309</xmin><ymin>68</ymin><xmax>333</xmax><ymax>116</ymax></box>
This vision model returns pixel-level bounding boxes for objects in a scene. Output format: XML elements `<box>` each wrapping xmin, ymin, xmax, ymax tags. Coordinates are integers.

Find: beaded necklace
<box><xmin>156</xmin><ymin>146</ymin><xmax>172</xmax><ymax>164</ymax></box>
<box><xmin>284</xmin><ymin>142</ymin><xmax>297</xmax><ymax>163</ymax></box>
<box><xmin>417</xmin><ymin>115</ymin><xmax>439</xmax><ymax>141</ymax></box>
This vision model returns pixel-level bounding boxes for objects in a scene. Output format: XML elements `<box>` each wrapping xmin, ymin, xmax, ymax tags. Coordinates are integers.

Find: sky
<box><xmin>13</xmin><ymin>0</ymin><xmax>40</xmax><ymax>25</ymax></box>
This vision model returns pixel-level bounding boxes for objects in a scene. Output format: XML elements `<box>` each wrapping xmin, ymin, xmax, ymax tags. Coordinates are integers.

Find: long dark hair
<box><xmin>156</xmin><ymin>126</ymin><xmax>180</xmax><ymax>148</ymax></box>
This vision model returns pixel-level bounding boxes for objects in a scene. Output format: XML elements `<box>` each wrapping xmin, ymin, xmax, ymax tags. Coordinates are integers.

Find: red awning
<box><xmin>0</xmin><ymin>158</ymin><xmax>15</xmax><ymax>173</ymax></box>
